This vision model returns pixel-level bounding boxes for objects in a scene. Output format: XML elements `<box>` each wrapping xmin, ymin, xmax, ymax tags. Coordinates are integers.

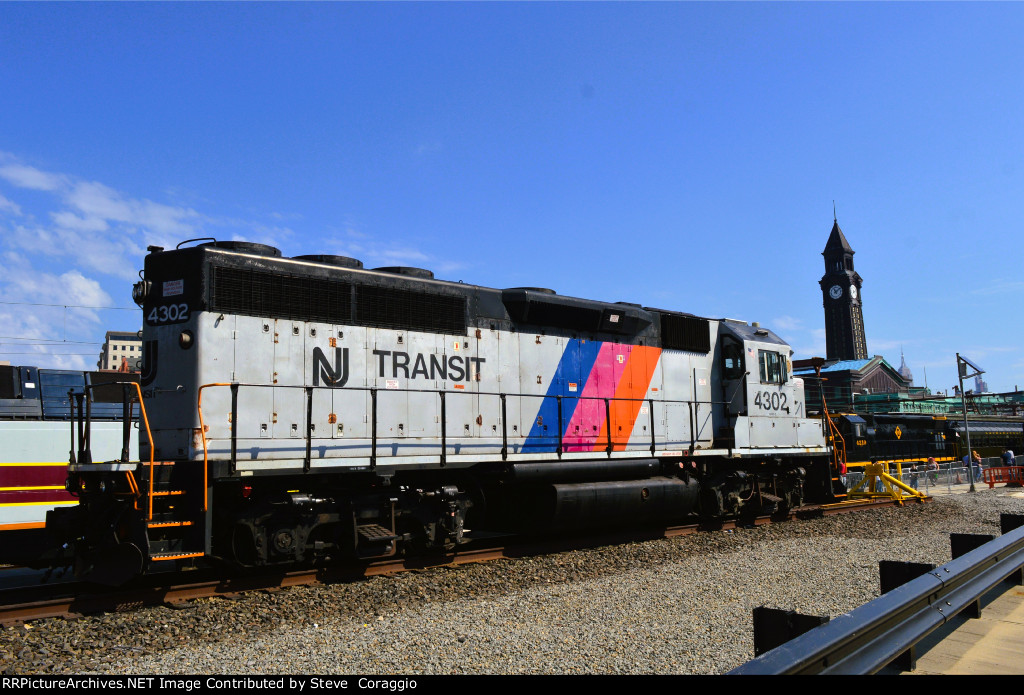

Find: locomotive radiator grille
<box><xmin>355</xmin><ymin>285</ymin><xmax>466</xmax><ymax>334</ymax></box>
<box><xmin>210</xmin><ymin>265</ymin><xmax>467</xmax><ymax>335</ymax></box>
<box><xmin>659</xmin><ymin>313</ymin><xmax>711</xmax><ymax>353</ymax></box>
<box><xmin>211</xmin><ymin>266</ymin><xmax>353</xmax><ymax>324</ymax></box>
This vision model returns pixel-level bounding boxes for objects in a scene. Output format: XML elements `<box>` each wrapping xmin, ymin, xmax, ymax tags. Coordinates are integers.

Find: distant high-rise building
<box><xmin>97</xmin><ymin>330</ymin><xmax>142</xmax><ymax>371</ymax></box>
<box><xmin>819</xmin><ymin>217</ymin><xmax>868</xmax><ymax>361</ymax></box>
<box><xmin>975</xmin><ymin>375</ymin><xmax>989</xmax><ymax>394</ymax></box>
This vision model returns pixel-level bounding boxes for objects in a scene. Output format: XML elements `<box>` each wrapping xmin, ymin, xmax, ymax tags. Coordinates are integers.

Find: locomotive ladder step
<box><xmin>831</xmin><ymin>478</ymin><xmax>849</xmax><ymax>498</ymax></box>
<box><xmin>357</xmin><ymin>524</ymin><xmax>399</xmax><ymax>542</ymax></box>
<box><xmin>150</xmin><ymin>551</ymin><xmax>205</xmax><ymax>562</ymax></box>
<box><xmin>148</xmin><ymin>490</ymin><xmax>186</xmax><ymax>497</ymax></box>
<box><xmin>760</xmin><ymin>493</ymin><xmax>783</xmax><ymax>504</ymax></box>
<box><xmin>147</xmin><ymin>520</ymin><xmax>195</xmax><ymax>528</ymax></box>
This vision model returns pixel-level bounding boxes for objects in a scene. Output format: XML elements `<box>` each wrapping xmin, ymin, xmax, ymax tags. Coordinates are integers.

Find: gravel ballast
<box><xmin>3</xmin><ymin>488</ymin><xmax>1022</xmax><ymax>675</ymax></box>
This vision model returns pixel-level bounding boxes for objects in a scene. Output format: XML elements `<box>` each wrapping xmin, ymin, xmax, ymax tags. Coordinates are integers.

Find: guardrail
<box><xmin>730</xmin><ymin>514</ymin><xmax>1024</xmax><ymax>674</ymax></box>
<box><xmin>194</xmin><ymin>381</ymin><xmax>726</xmax><ymax>474</ymax></box>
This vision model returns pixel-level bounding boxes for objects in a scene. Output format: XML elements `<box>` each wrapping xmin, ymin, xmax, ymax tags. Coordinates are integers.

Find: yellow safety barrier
<box><xmin>847</xmin><ymin>461</ymin><xmax>927</xmax><ymax>503</ymax></box>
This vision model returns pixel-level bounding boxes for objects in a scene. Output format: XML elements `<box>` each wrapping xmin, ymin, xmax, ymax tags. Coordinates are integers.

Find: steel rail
<box><xmin>0</xmin><ymin>497</ymin><xmax>905</xmax><ymax>625</ymax></box>
<box><xmin>730</xmin><ymin>521</ymin><xmax>1024</xmax><ymax>675</ymax></box>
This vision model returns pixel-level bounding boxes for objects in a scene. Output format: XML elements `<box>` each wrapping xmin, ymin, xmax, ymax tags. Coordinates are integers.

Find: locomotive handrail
<box><xmin>192</xmin><ymin>380</ymin><xmax>754</xmax><ymax>472</ymax></box>
<box><xmin>730</xmin><ymin>521</ymin><xmax>1024</xmax><ymax>674</ymax></box>
<box><xmin>194</xmin><ymin>379</ymin><xmax>720</xmax><ymax>405</ymax></box>
<box><xmin>75</xmin><ymin>380</ymin><xmax>155</xmax><ymax>517</ymax></box>
<box><xmin>196</xmin><ymin>383</ymin><xmax>232</xmax><ymax>512</ymax></box>
<box><xmin>304</xmin><ymin>386</ymin><xmax>313</xmax><ymax>472</ymax></box>
<box><xmin>824</xmin><ymin>414</ymin><xmax>846</xmax><ymax>471</ymax></box>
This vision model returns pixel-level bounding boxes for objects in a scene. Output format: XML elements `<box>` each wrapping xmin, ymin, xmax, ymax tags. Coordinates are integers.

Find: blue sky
<box><xmin>1</xmin><ymin>2</ymin><xmax>1022</xmax><ymax>394</ymax></box>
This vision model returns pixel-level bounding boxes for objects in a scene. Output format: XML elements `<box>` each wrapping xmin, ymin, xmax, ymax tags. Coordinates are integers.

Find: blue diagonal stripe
<box><xmin>522</xmin><ymin>339</ymin><xmax>602</xmax><ymax>452</ymax></box>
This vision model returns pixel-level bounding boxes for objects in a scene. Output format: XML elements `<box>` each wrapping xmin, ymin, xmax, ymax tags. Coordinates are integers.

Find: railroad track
<box><xmin>0</xmin><ymin>496</ymin><xmax>918</xmax><ymax>625</ymax></box>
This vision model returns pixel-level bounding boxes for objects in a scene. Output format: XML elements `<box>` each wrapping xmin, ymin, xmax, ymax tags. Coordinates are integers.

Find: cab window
<box><xmin>722</xmin><ymin>340</ymin><xmax>744</xmax><ymax>380</ymax></box>
<box><xmin>758</xmin><ymin>350</ymin><xmax>787</xmax><ymax>384</ymax></box>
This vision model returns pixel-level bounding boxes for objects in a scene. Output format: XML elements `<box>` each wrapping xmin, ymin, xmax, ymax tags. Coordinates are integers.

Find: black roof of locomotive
<box><xmin>144</xmin><ymin>242</ymin><xmax>719</xmax><ymax>351</ymax></box>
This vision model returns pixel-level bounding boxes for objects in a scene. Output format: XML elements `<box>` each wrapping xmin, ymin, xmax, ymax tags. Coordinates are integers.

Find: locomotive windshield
<box><xmin>758</xmin><ymin>350</ymin><xmax>788</xmax><ymax>384</ymax></box>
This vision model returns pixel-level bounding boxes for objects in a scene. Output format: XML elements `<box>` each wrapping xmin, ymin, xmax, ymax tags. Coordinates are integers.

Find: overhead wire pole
<box><xmin>957</xmin><ymin>353</ymin><xmax>985</xmax><ymax>493</ymax></box>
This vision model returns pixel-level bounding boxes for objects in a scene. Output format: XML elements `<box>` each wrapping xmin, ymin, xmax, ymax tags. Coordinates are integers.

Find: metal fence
<box><xmin>845</xmin><ymin>455</ymin><xmax>1022</xmax><ymax>493</ymax></box>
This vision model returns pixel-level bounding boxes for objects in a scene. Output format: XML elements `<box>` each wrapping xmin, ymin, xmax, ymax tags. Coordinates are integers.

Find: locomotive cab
<box><xmin>717</xmin><ymin>321</ymin><xmax>819</xmax><ymax>451</ymax></box>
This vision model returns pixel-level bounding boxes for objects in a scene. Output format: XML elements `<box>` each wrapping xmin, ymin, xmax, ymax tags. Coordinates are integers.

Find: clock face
<box><xmin>850</xmin><ymin>285</ymin><xmax>858</xmax><ymax>300</ymax></box>
<box><xmin>829</xmin><ymin>285</ymin><xmax>843</xmax><ymax>300</ymax></box>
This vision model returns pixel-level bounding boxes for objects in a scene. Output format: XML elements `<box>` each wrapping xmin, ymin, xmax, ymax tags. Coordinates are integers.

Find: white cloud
<box><xmin>61</xmin><ymin>270</ymin><xmax>114</xmax><ymax>308</ymax></box>
<box><xmin>433</xmin><ymin>260</ymin><xmax>467</xmax><ymax>275</ymax></box>
<box><xmin>6</xmin><ymin>224</ymin><xmax>60</xmax><ymax>256</ymax></box>
<box><xmin>869</xmin><ymin>338</ymin><xmax>913</xmax><ymax>352</ymax></box>
<box><xmin>51</xmin><ymin>211</ymin><xmax>110</xmax><ymax>232</ymax></box>
<box><xmin>0</xmin><ymin>257</ymin><xmax>113</xmax><ymax>369</ymax></box>
<box><xmin>317</xmin><ymin>229</ymin><xmax>467</xmax><ymax>279</ymax></box>
<box><xmin>0</xmin><ymin>153</ymin><xmax>303</xmax><ymax>368</ymax></box>
<box><xmin>65</xmin><ymin>180</ymin><xmax>200</xmax><ymax>236</ymax></box>
<box><xmin>414</xmin><ymin>141</ymin><xmax>443</xmax><ymax>157</ymax></box>
<box><xmin>0</xmin><ymin>194</ymin><xmax>21</xmax><ymax>215</ymax></box>
<box><xmin>377</xmin><ymin>247</ymin><xmax>431</xmax><ymax>264</ymax></box>
<box><xmin>971</xmin><ymin>279</ymin><xmax>1024</xmax><ymax>296</ymax></box>
<box><xmin>5</xmin><ymin>223</ymin><xmax>141</xmax><ymax>281</ymax></box>
<box><xmin>0</xmin><ymin>155</ymin><xmax>214</xmax><ymax>282</ymax></box>
<box><xmin>0</xmin><ymin>162</ymin><xmax>66</xmax><ymax>191</ymax></box>
<box><xmin>225</xmin><ymin>223</ymin><xmax>295</xmax><ymax>250</ymax></box>
<box><xmin>63</xmin><ymin>181</ymin><xmax>133</xmax><ymax>222</ymax></box>
<box><xmin>789</xmin><ymin>328</ymin><xmax>826</xmax><ymax>360</ymax></box>
<box><xmin>0</xmin><ymin>257</ymin><xmax>111</xmax><ymax>311</ymax></box>
<box><xmin>771</xmin><ymin>315</ymin><xmax>802</xmax><ymax>331</ymax></box>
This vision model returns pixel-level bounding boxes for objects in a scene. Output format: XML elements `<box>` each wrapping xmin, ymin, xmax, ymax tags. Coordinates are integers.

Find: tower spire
<box><xmin>819</xmin><ymin>216</ymin><xmax>868</xmax><ymax>361</ymax></box>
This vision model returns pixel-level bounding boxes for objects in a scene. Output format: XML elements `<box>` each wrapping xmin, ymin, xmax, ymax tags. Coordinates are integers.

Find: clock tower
<box><xmin>819</xmin><ymin>217</ymin><xmax>868</xmax><ymax>361</ymax></box>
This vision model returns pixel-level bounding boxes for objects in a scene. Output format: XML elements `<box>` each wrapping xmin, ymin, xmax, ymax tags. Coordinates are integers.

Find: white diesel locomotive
<box><xmin>50</xmin><ymin>241</ymin><xmax>842</xmax><ymax>583</ymax></box>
